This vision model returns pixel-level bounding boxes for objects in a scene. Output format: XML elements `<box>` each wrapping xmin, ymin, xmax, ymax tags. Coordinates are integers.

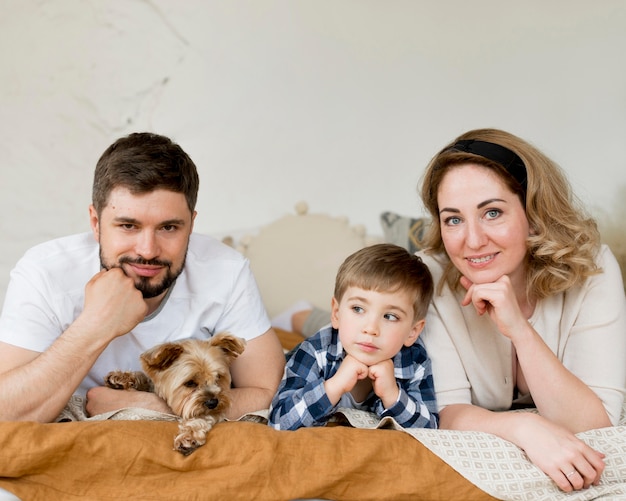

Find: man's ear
<box><xmin>404</xmin><ymin>319</ymin><xmax>426</xmax><ymax>347</ymax></box>
<box><xmin>330</xmin><ymin>297</ymin><xmax>340</xmax><ymax>329</ymax></box>
<box><xmin>88</xmin><ymin>205</ymin><xmax>100</xmax><ymax>242</ymax></box>
<box><xmin>191</xmin><ymin>210</ymin><xmax>197</xmax><ymax>232</ymax></box>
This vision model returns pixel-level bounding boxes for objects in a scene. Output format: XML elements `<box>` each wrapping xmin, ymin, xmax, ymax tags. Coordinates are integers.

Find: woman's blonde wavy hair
<box><xmin>420</xmin><ymin>128</ymin><xmax>601</xmax><ymax>299</ymax></box>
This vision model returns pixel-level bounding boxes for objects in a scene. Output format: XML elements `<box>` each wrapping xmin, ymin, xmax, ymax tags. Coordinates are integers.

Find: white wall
<box><xmin>1</xmin><ymin>0</ymin><xmax>625</xmax><ymax>307</ymax></box>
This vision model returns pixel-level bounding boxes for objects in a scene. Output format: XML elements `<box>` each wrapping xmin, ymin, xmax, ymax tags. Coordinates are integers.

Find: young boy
<box><xmin>268</xmin><ymin>243</ymin><xmax>438</xmax><ymax>430</ymax></box>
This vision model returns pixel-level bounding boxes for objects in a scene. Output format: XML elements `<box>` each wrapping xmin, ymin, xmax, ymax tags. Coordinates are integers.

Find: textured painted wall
<box><xmin>1</xmin><ymin>0</ymin><xmax>625</xmax><ymax>307</ymax></box>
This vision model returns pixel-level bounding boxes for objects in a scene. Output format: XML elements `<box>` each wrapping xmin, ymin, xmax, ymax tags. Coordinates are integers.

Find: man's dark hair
<box><xmin>92</xmin><ymin>132</ymin><xmax>199</xmax><ymax>213</ymax></box>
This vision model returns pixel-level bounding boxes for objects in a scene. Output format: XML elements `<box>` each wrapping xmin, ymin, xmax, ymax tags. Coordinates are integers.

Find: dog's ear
<box><xmin>210</xmin><ymin>332</ymin><xmax>246</xmax><ymax>360</ymax></box>
<box><xmin>141</xmin><ymin>343</ymin><xmax>185</xmax><ymax>371</ymax></box>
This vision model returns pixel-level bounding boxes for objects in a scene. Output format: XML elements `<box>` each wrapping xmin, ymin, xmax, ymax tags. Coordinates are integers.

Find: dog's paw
<box><xmin>104</xmin><ymin>370</ymin><xmax>153</xmax><ymax>391</ymax></box>
<box><xmin>174</xmin><ymin>432</ymin><xmax>205</xmax><ymax>456</ymax></box>
<box><xmin>174</xmin><ymin>440</ymin><xmax>199</xmax><ymax>456</ymax></box>
<box><xmin>173</xmin><ymin>418</ymin><xmax>214</xmax><ymax>455</ymax></box>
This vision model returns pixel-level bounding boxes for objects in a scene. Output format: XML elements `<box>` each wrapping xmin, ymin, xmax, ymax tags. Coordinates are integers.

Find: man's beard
<box><xmin>100</xmin><ymin>251</ymin><xmax>186</xmax><ymax>299</ymax></box>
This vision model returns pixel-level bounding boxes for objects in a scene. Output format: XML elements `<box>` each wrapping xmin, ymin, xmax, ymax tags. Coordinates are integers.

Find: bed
<box><xmin>1</xmin><ymin>203</ymin><xmax>625</xmax><ymax>501</ymax></box>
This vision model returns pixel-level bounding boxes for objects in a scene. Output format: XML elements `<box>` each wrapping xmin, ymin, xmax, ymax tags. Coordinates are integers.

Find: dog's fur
<box><xmin>105</xmin><ymin>332</ymin><xmax>246</xmax><ymax>455</ymax></box>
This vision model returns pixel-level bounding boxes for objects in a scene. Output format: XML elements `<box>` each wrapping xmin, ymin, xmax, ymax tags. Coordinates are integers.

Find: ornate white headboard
<box><xmin>237</xmin><ymin>202</ymin><xmax>380</xmax><ymax>318</ymax></box>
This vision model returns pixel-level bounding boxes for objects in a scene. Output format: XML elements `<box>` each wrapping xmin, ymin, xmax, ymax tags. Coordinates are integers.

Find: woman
<box><xmin>417</xmin><ymin>128</ymin><xmax>625</xmax><ymax>492</ymax></box>
<box><xmin>283</xmin><ymin>128</ymin><xmax>626</xmax><ymax>492</ymax></box>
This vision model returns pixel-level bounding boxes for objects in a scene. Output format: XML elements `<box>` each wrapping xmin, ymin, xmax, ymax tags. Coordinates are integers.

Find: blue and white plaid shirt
<box><xmin>268</xmin><ymin>325</ymin><xmax>438</xmax><ymax>430</ymax></box>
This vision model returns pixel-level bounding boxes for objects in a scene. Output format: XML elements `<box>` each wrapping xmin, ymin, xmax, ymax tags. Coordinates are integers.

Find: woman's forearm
<box><xmin>512</xmin><ymin>325</ymin><xmax>611</xmax><ymax>432</ymax></box>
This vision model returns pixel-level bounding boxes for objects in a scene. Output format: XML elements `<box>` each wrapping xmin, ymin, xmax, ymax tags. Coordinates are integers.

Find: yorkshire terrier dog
<box><xmin>104</xmin><ymin>332</ymin><xmax>246</xmax><ymax>455</ymax></box>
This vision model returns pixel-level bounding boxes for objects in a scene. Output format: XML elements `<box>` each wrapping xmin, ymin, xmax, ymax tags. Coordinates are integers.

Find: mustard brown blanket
<box><xmin>1</xmin><ymin>401</ymin><xmax>625</xmax><ymax>500</ymax></box>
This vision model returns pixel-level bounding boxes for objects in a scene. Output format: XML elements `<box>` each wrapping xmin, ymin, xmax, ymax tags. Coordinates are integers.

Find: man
<box><xmin>0</xmin><ymin>132</ymin><xmax>285</xmax><ymax>422</ymax></box>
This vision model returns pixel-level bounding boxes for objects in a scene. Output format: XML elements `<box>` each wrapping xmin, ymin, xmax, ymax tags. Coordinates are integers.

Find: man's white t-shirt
<box><xmin>0</xmin><ymin>232</ymin><xmax>271</xmax><ymax>395</ymax></box>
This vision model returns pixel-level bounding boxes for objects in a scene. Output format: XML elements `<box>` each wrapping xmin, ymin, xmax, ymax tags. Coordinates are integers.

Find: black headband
<box><xmin>449</xmin><ymin>139</ymin><xmax>527</xmax><ymax>192</ymax></box>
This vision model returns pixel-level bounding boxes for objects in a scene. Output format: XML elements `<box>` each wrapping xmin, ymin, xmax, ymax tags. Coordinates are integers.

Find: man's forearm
<box><xmin>226</xmin><ymin>386</ymin><xmax>276</xmax><ymax>420</ymax></box>
<box><xmin>0</xmin><ymin>322</ymin><xmax>113</xmax><ymax>422</ymax></box>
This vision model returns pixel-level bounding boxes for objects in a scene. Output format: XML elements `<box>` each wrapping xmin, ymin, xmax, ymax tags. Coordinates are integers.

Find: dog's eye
<box><xmin>184</xmin><ymin>380</ymin><xmax>198</xmax><ymax>388</ymax></box>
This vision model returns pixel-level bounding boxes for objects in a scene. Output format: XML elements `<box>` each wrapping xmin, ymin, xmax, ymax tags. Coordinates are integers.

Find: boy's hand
<box><xmin>369</xmin><ymin>359</ymin><xmax>399</xmax><ymax>409</ymax></box>
<box><xmin>324</xmin><ymin>354</ymin><xmax>369</xmax><ymax>405</ymax></box>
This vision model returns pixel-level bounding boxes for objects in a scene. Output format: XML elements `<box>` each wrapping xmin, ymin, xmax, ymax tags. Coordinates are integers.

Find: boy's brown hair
<box><xmin>334</xmin><ymin>243</ymin><xmax>434</xmax><ymax>322</ymax></box>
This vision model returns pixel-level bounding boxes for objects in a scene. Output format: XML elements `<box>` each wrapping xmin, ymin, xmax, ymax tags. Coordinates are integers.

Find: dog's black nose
<box><xmin>204</xmin><ymin>398</ymin><xmax>218</xmax><ymax>409</ymax></box>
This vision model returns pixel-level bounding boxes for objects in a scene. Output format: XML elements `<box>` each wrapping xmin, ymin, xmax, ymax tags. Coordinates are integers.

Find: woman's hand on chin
<box><xmin>459</xmin><ymin>275</ymin><xmax>529</xmax><ymax>339</ymax></box>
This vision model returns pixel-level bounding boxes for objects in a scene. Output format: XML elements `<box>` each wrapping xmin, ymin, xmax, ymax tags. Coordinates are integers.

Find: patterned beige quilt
<box><xmin>339</xmin><ymin>407</ymin><xmax>626</xmax><ymax>501</ymax></box>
